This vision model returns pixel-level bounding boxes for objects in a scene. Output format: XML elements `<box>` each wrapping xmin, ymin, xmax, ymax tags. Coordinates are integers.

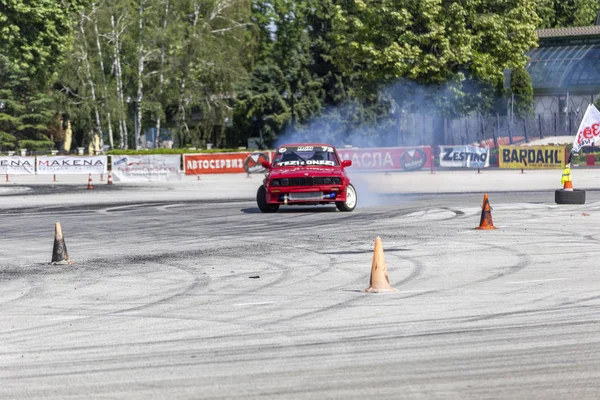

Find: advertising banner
<box><xmin>184</xmin><ymin>152</ymin><xmax>271</xmax><ymax>175</ymax></box>
<box><xmin>0</xmin><ymin>156</ymin><xmax>36</xmax><ymax>174</ymax></box>
<box><xmin>499</xmin><ymin>145</ymin><xmax>566</xmax><ymax>169</ymax></box>
<box><xmin>111</xmin><ymin>155</ymin><xmax>181</xmax><ymax>181</ymax></box>
<box><xmin>337</xmin><ymin>147</ymin><xmax>432</xmax><ymax>171</ymax></box>
<box><xmin>439</xmin><ymin>146</ymin><xmax>490</xmax><ymax>168</ymax></box>
<box><xmin>37</xmin><ymin>156</ymin><xmax>108</xmax><ymax>174</ymax></box>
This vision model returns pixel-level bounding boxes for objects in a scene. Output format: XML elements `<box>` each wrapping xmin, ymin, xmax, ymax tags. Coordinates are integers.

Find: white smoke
<box><xmin>272</xmin><ymin>77</ymin><xmax>494</xmax><ymax>207</ymax></box>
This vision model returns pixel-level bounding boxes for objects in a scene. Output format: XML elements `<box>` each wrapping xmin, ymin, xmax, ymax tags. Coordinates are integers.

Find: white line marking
<box><xmin>233</xmin><ymin>302</ymin><xmax>276</xmax><ymax>307</ymax></box>
<box><xmin>394</xmin><ymin>289</ymin><xmax>437</xmax><ymax>294</ymax></box>
<box><xmin>505</xmin><ymin>278</ymin><xmax>566</xmax><ymax>284</ymax></box>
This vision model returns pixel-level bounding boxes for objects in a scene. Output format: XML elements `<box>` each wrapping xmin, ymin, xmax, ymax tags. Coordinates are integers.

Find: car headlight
<box><xmin>271</xmin><ymin>179</ymin><xmax>280</xmax><ymax>186</ymax></box>
<box><xmin>332</xmin><ymin>177</ymin><xmax>341</xmax><ymax>184</ymax></box>
<box><xmin>281</xmin><ymin>178</ymin><xmax>289</xmax><ymax>186</ymax></box>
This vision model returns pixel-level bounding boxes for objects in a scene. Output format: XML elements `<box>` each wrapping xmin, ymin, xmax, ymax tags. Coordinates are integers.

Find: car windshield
<box><xmin>272</xmin><ymin>145</ymin><xmax>340</xmax><ymax>167</ymax></box>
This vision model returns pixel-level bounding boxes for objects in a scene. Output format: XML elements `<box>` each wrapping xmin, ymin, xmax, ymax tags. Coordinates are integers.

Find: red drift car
<box><xmin>256</xmin><ymin>144</ymin><xmax>357</xmax><ymax>213</ymax></box>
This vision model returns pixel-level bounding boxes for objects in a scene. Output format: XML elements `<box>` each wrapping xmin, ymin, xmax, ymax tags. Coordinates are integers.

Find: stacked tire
<box><xmin>555</xmin><ymin>189</ymin><xmax>586</xmax><ymax>204</ymax></box>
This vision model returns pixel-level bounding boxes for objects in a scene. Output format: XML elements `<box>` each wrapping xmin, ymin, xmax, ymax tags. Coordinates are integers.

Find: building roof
<box><xmin>526</xmin><ymin>44</ymin><xmax>600</xmax><ymax>92</ymax></box>
<box><xmin>524</xmin><ymin>25</ymin><xmax>600</xmax><ymax>92</ymax></box>
<box><xmin>537</xmin><ymin>26</ymin><xmax>600</xmax><ymax>39</ymax></box>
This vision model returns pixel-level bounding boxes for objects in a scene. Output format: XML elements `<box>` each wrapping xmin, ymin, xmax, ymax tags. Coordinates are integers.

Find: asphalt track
<box><xmin>2</xmin><ymin>175</ymin><xmax>600</xmax><ymax>399</ymax></box>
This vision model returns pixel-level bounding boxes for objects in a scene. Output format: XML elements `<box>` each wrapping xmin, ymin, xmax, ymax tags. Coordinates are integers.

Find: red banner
<box><xmin>337</xmin><ymin>147</ymin><xmax>432</xmax><ymax>171</ymax></box>
<box><xmin>184</xmin><ymin>152</ymin><xmax>271</xmax><ymax>174</ymax></box>
<box><xmin>185</xmin><ymin>147</ymin><xmax>432</xmax><ymax>174</ymax></box>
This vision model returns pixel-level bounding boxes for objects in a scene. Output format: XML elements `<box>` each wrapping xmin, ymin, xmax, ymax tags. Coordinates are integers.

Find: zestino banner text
<box><xmin>440</xmin><ymin>146</ymin><xmax>489</xmax><ymax>168</ymax></box>
<box><xmin>499</xmin><ymin>145</ymin><xmax>566</xmax><ymax>169</ymax></box>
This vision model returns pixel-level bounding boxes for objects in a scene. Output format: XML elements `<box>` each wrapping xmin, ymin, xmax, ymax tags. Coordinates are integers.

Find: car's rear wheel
<box><xmin>336</xmin><ymin>183</ymin><xmax>357</xmax><ymax>212</ymax></box>
<box><xmin>257</xmin><ymin>185</ymin><xmax>279</xmax><ymax>213</ymax></box>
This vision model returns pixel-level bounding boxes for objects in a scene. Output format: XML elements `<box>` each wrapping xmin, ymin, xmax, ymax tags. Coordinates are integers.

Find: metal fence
<box><xmin>446</xmin><ymin>112</ymin><xmax>585</xmax><ymax>148</ymax></box>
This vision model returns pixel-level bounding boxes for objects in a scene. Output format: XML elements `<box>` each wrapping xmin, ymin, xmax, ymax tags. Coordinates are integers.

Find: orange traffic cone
<box><xmin>51</xmin><ymin>222</ymin><xmax>75</xmax><ymax>265</ymax></box>
<box><xmin>563</xmin><ymin>180</ymin><xmax>573</xmax><ymax>191</ymax></box>
<box><xmin>476</xmin><ymin>194</ymin><xmax>497</xmax><ymax>230</ymax></box>
<box><xmin>364</xmin><ymin>237</ymin><xmax>397</xmax><ymax>293</ymax></box>
<box><xmin>107</xmin><ymin>172</ymin><xmax>113</xmax><ymax>185</ymax></box>
<box><xmin>87</xmin><ymin>173</ymin><xmax>94</xmax><ymax>190</ymax></box>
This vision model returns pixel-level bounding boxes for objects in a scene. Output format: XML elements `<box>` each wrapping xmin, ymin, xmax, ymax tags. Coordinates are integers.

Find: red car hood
<box><xmin>269</xmin><ymin>166</ymin><xmax>343</xmax><ymax>178</ymax></box>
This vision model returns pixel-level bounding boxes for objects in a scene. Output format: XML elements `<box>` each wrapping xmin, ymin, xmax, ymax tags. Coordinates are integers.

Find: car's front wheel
<box><xmin>336</xmin><ymin>183</ymin><xmax>357</xmax><ymax>212</ymax></box>
<box><xmin>257</xmin><ymin>185</ymin><xmax>279</xmax><ymax>213</ymax></box>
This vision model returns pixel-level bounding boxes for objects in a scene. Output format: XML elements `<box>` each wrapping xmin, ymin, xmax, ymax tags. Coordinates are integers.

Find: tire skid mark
<box><xmin>200</xmin><ymin>234</ymin><xmax>425</xmax><ymax>326</ymax></box>
<box><xmin>464</xmin><ymin>302</ymin><xmax>600</xmax><ymax>323</ymax></box>
<box><xmin>212</xmin><ymin>246</ymin><xmax>370</xmax><ymax>325</ymax></box>
<box><xmin>96</xmin><ymin>204</ymin><xmax>159</xmax><ymax>215</ymax></box>
<box><xmin>9</xmin><ymin>302</ymin><xmax>600</xmax><ymax>361</ymax></box>
<box><xmin>0</xmin><ymin>276</ymin><xmax>33</xmax><ymax>309</ymax></box>
<box><xmin>269</xmin><ymin>237</ymin><xmax>531</xmax><ymax>324</ymax></box>
<box><xmin>455</xmin><ymin>242</ymin><xmax>529</xmax><ymax>288</ymax></box>
<box><xmin>168</xmin><ymin>254</ymin><xmax>295</xmax><ymax>309</ymax></box>
<box><xmin>270</xmin><ymin>255</ymin><xmax>425</xmax><ymax>324</ymax></box>
<box><xmin>108</xmin><ymin>263</ymin><xmax>205</xmax><ymax>316</ymax></box>
<box><xmin>236</xmin><ymin>205</ymin><xmax>527</xmax><ymax>322</ymax></box>
<box><xmin>0</xmin><ymin>262</ymin><xmax>206</xmax><ymax>340</ymax></box>
<box><xmin>557</xmin><ymin>293</ymin><xmax>600</xmax><ymax>308</ymax></box>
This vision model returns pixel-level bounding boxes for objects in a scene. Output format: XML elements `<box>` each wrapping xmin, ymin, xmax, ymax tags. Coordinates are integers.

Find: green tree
<box><xmin>510</xmin><ymin>66</ymin><xmax>534</xmax><ymax>117</ymax></box>
<box><xmin>330</xmin><ymin>0</ymin><xmax>540</xmax><ymax>118</ymax></box>
<box><xmin>235</xmin><ymin>0</ymin><xmax>393</xmax><ymax>146</ymax></box>
<box><xmin>234</xmin><ymin>0</ymin><xmax>322</xmax><ymax>145</ymax></box>
<box><xmin>162</xmin><ymin>0</ymin><xmax>250</xmax><ymax>148</ymax></box>
<box><xmin>55</xmin><ymin>0</ymin><xmax>251</xmax><ymax>151</ymax></box>
<box><xmin>305</xmin><ymin>0</ymin><xmax>393</xmax><ymax>144</ymax></box>
<box><xmin>535</xmin><ymin>0</ymin><xmax>600</xmax><ymax>28</ymax></box>
<box><xmin>0</xmin><ymin>56</ymin><xmax>57</xmax><ymax>152</ymax></box>
<box><xmin>0</xmin><ymin>0</ymin><xmax>87</xmax><ymax>84</ymax></box>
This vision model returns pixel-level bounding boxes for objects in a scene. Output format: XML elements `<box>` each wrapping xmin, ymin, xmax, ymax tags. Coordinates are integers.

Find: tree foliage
<box><xmin>510</xmin><ymin>66</ymin><xmax>534</xmax><ymax>117</ymax></box>
<box><xmin>0</xmin><ymin>0</ymin><xmax>87</xmax><ymax>84</ymax></box>
<box><xmin>235</xmin><ymin>0</ymin><xmax>396</xmax><ymax>147</ymax></box>
<box><xmin>0</xmin><ymin>55</ymin><xmax>57</xmax><ymax>151</ymax></box>
<box><xmin>535</xmin><ymin>0</ymin><xmax>600</xmax><ymax>28</ymax></box>
<box><xmin>52</xmin><ymin>0</ymin><xmax>251</xmax><ymax>150</ymax></box>
<box><xmin>235</xmin><ymin>0</ymin><xmax>329</xmax><ymax>147</ymax></box>
<box><xmin>330</xmin><ymin>0</ymin><xmax>540</xmax><ymax>118</ymax></box>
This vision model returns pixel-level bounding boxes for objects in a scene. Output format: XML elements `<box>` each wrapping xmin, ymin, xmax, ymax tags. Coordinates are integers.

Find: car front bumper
<box><xmin>265</xmin><ymin>186</ymin><xmax>348</xmax><ymax>204</ymax></box>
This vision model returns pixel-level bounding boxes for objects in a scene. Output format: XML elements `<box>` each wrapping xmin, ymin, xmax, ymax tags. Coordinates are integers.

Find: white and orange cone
<box><xmin>51</xmin><ymin>222</ymin><xmax>75</xmax><ymax>265</ymax></box>
<box><xmin>87</xmin><ymin>173</ymin><xmax>94</xmax><ymax>190</ymax></box>
<box><xmin>364</xmin><ymin>237</ymin><xmax>397</xmax><ymax>293</ymax></box>
<box><xmin>107</xmin><ymin>172</ymin><xmax>113</xmax><ymax>185</ymax></box>
<box><xmin>475</xmin><ymin>193</ymin><xmax>497</xmax><ymax>230</ymax></box>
